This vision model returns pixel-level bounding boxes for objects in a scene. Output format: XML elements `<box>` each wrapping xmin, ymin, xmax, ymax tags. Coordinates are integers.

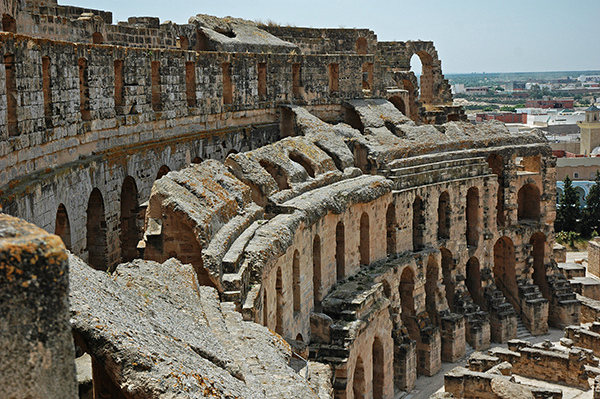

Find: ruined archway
<box><xmin>313</xmin><ymin>234</ymin><xmax>322</xmax><ymax>311</ymax></box>
<box><xmin>372</xmin><ymin>337</ymin><xmax>384</xmax><ymax>398</ymax></box>
<box><xmin>55</xmin><ymin>203</ymin><xmax>72</xmax><ymax>251</ymax></box>
<box><xmin>259</xmin><ymin>159</ymin><xmax>289</xmax><ymax>190</ymax></box>
<box><xmin>386</xmin><ymin>202</ymin><xmax>397</xmax><ymax>256</ymax></box>
<box><xmin>530</xmin><ymin>232</ymin><xmax>550</xmax><ymax>300</ymax></box>
<box><xmin>426</xmin><ymin>255</ymin><xmax>439</xmax><ymax>323</ymax></box>
<box><xmin>493</xmin><ymin>236</ymin><xmax>517</xmax><ymax>306</ymax></box>
<box><xmin>438</xmin><ymin>191</ymin><xmax>450</xmax><ymax>239</ymax></box>
<box><xmin>336</xmin><ymin>221</ymin><xmax>345</xmax><ymax>281</ymax></box>
<box><xmin>289</xmin><ymin>152</ymin><xmax>315</xmax><ymax>178</ymax></box>
<box><xmin>120</xmin><ymin>176</ymin><xmax>140</xmax><ymax>263</ymax></box>
<box><xmin>412</xmin><ymin>196</ymin><xmax>424</xmax><ymax>251</ymax></box>
<box><xmin>410</xmin><ymin>49</ymin><xmax>434</xmax><ymax>105</ymax></box>
<box><xmin>487</xmin><ymin>154</ymin><xmax>505</xmax><ymax>227</ymax></box>
<box><xmin>466</xmin><ymin>187</ymin><xmax>479</xmax><ymax>247</ymax></box>
<box><xmin>518</xmin><ymin>184</ymin><xmax>540</xmax><ymax>221</ymax></box>
<box><xmin>156</xmin><ymin>165</ymin><xmax>170</xmax><ymax>180</ymax></box>
<box><xmin>276</xmin><ymin>267</ymin><xmax>284</xmax><ymax>335</ymax></box>
<box><xmin>465</xmin><ymin>257</ymin><xmax>482</xmax><ymax>307</ymax></box>
<box><xmin>359</xmin><ymin>212</ymin><xmax>370</xmax><ymax>266</ymax></box>
<box><xmin>400</xmin><ymin>267</ymin><xmax>418</xmax><ymax>341</ymax></box>
<box><xmin>86</xmin><ymin>188</ymin><xmax>108</xmax><ymax>270</ymax></box>
<box><xmin>389</xmin><ymin>96</ymin><xmax>407</xmax><ymax>116</ymax></box>
<box><xmin>441</xmin><ymin>248</ymin><xmax>455</xmax><ymax>312</ymax></box>
<box><xmin>292</xmin><ymin>250</ymin><xmax>301</xmax><ymax>314</ymax></box>
<box><xmin>353</xmin><ymin>356</ymin><xmax>365</xmax><ymax>399</ymax></box>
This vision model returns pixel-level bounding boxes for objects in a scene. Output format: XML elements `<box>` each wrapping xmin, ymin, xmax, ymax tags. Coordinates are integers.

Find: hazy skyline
<box><xmin>69</xmin><ymin>0</ymin><xmax>599</xmax><ymax>74</ymax></box>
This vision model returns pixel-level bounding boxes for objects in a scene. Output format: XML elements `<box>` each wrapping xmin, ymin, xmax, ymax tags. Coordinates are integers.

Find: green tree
<box><xmin>582</xmin><ymin>171</ymin><xmax>600</xmax><ymax>236</ymax></box>
<box><xmin>555</xmin><ymin>176</ymin><xmax>581</xmax><ymax>233</ymax></box>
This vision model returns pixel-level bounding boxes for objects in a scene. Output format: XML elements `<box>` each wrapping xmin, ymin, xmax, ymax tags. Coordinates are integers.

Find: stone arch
<box><xmin>372</xmin><ymin>337</ymin><xmax>384</xmax><ymax>398</ymax></box>
<box><xmin>292</xmin><ymin>249</ymin><xmax>301</xmax><ymax>313</ymax></box>
<box><xmin>2</xmin><ymin>14</ymin><xmax>16</xmax><ymax>33</ymax></box>
<box><xmin>296</xmin><ymin>333</ymin><xmax>304</xmax><ymax>342</ymax></box>
<box><xmin>518</xmin><ymin>184</ymin><xmax>540</xmax><ymax>221</ymax></box>
<box><xmin>425</xmin><ymin>254</ymin><xmax>439</xmax><ymax>323</ymax></box>
<box><xmin>466</xmin><ymin>187</ymin><xmax>479</xmax><ymax>247</ymax></box>
<box><xmin>313</xmin><ymin>234</ymin><xmax>322</xmax><ymax>311</ymax></box>
<box><xmin>156</xmin><ymin>165</ymin><xmax>170</xmax><ymax>180</ymax></box>
<box><xmin>412</xmin><ymin>196</ymin><xmax>424</xmax><ymax>251</ymax></box>
<box><xmin>289</xmin><ymin>152</ymin><xmax>315</xmax><ymax>178</ymax></box>
<box><xmin>487</xmin><ymin>154</ymin><xmax>505</xmax><ymax>227</ymax></box>
<box><xmin>530</xmin><ymin>232</ymin><xmax>550</xmax><ymax>301</ymax></box>
<box><xmin>336</xmin><ymin>221</ymin><xmax>345</xmax><ymax>281</ymax></box>
<box><xmin>259</xmin><ymin>159</ymin><xmax>289</xmax><ymax>190</ymax></box>
<box><xmin>494</xmin><ymin>236</ymin><xmax>517</xmax><ymax>304</ymax></box>
<box><xmin>465</xmin><ymin>257</ymin><xmax>482</xmax><ymax>307</ymax></box>
<box><xmin>410</xmin><ymin>50</ymin><xmax>434</xmax><ymax>104</ymax></box>
<box><xmin>276</xmin><ymin>267</ymin><xmax>284</xmax><ymax>335</ymax></box>
<box><xmin>441</xmin><ymin>248</ymin><xmax>455</xmax><ymax>311</ymax></box>
<box><xmin>389</xmin><ymin>95</ymin><xmax>406</xmax><ymax>116</ymax></box>
<box><xmin>353</xmin><ymin>356</ymin><xmax>365</xmax><ymax>399</ymax></box>
<box><xmin>438</xmin><ymin>191</ymin><xmax>450</xmax><ymax>239</ymax></box>
<box><xmin>356</xmin><ymin>37</ymin><xmax>368</xmax><ymax>55</ymax></box>
<box><xmin>86</xmin><ymin>188</ymin><xmax>108</xmax><ymax>271</ymax></box>
<box><xmin>55</xmin><ymin>203</ymin><xmax>72</xmax><ymax>251</ymax></box>
<box><xmin>400</xmin><ymin>266</ymin><xmax>418</xmax><ymax>341</ymax></box>
<box><xmin>386</xmin><ymin>202</ymin><xmax>397</xmax><ymax>256</ymax></box>
<box><xmin>92</xmin><ymin>32</ymin><xmax>103</xmax><ymax>44</ymax></box>
<box><xmin>359</xmin><ymin>212</ymin><xmax>370</xmax><ymax>266</ymax></box>
<box><xmin>120</xmin><ymin>176</ymin><xmax>140</xmax><ymax>263</ymax></box>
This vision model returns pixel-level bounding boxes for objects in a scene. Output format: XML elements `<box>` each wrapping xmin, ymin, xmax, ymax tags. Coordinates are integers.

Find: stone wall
<box><xmin>589</xmin><ymin>239</ymin><xmax>600</xmax><ymax>278</ymax></box>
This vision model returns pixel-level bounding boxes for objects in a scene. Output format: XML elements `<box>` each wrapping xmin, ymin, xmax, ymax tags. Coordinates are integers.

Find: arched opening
<box><xmin>222</xmin><ymin>62</ymin><xmax>232</xmax><ymax>105</ymax></box>
<box><xmin>372</xmin><ymin>337</ymin><xmax>384</xmax><ymax>398</ymax></box>
<box><xmin>518</xmin><ymin>184</ymin><xmax>540</xmax><ymax>221</ymax></box>
<box><xmin>42</xmin><ymin>56</ymin><xmax>52</xmax><ymax>126</ymax></box>
<box><xmin>441</xmin><ymin>249</ymin><xmax>455</xmax><ymax>312</ymax></box>
<box><xmin>328</xmin><ymin>63</ymin><xmax>339</xmax><ymax>93</ymax></box>
<box><xmin>465</xmin><ymin>257</ymin><xmax>482</xmax><ymax>307</ymax></box>
<box><xmin>292</xmin><ymin>250</ymin><xmax>301</xmax><ymax>314</ymax></box>
<box><xmin>86</xmin><ymin>188</ymin><xmax>108</xmax><ymax>271</ymax></box>
<box><xmin>389</xmin><ymin>96</ymin><xmax>406</xmax><ymax>116</ymax></box>
<box><xmin>344</xmin><ymin>106</ymin><xmax>365</xmax><ymax>134</ymax></box>
<box><xmin>412</xmin><ymin>196</ymin><xmax>424</xmax><ymax>251</ymax></box>
<box><xmin>156</xmin><ymin>165</ymin><xmax>170</xmax><ymax>180</ymax></box>
<box><xmin>292</xmin><ymin>63</ymin><xmax>302</xmax><ymax>99</ymax></box>
<box><xmin>356</xmin><ymin>37</ymin><xmax>368</xmax><ymax>55</ymax></box>
<box><xmin>411</xmin><ymin>51</ymin><xmax>433</xmax><ymax>104</ymax></box>
<box><xmin>263</xmin><ymin>287</ymin><xmax>268</xmax><ymax>327</ymax></box>
<box><xmin>120</xmin><ymin>176</ymin><xmax>140</xmax><ymax>263</ymax></box>
<box><xmin>227</xmin><ymin>149</ymin><xmax>239</xmax><ymax>156</ymax></box>
<box><xmin>92</xmin><ymin>32</ymin><xmax>103</xmax><ymax>44</ymax></box>
<box><xmin>493</xmin><ymin>237</ymin><xmax>517</xmax><ymax>306</ymax></box>
<box><xmin>336</xmin><ymin>221</ymin><xmax>345</xmax><ymax>281</ymax></box>
<box><xmin>114</xmin><ymin>59</ymin><xmax>124</xmax><ymax>113</ymax></box>
<box><xmin>362</xmin><ymin>62</ymin><xmax>373</xmax><ymax>91</ymax></box>
<box><xmin>289</xmin><ymin>152</ymin><xmax>315</xmax><ymax>178</ymax></box>
<box><xmin>400</xmin><ymin>267</ymin><xmax>418</xmax><ymax>341</ymax></box>
<box><xmin>386</xmin><ymin>202</ymin><xmax>397</xmax><ymax>256</ymax></box>
<box><xmin>191</xmin><ymin>157</ymin><xmax>203</xmax><ymax>164</ymax></box>
<box><xmin>466</xmin><ymin>187</ymin><xmax>479</xmax><ymax>247</ymax></box>
<box><xmin>359</xmin><ymin>212</ymin><xmax>370</xmax><ymax>266</ymax></box>
<box><xmin>425</xmin><ymin>255</ymin><xmax>439</xmax><ymax>323</ymax></box>
<box><xmin>55</xmin><ymin>204</ymin><xmax>72</xmax><ymax>251</ymax></box>
<box><xmin>2</xmin><ymin>14</ymin><xmax>16</xmax><ymax>33</ymax></box>
<box><xmin>487</xmin><ymin>154</ymin><xmax>505</xmax><ymax>227</ymax></box>
<box><xmin>438</xmin><ymin>191</ymin><xmax>450</xmax><ymax>239</ymax></box>
<box><xmin>276</xmin><ymin>267</ymin><xmax>284</xmax><ymax>335</ymax></box>
<box><xmin>295</xmin><ymin>333</ymin><xmax>304</xmax><ymax>342</ymax></box>
<box><xmin>530</xmin><ymin>232</ymin><xmax>550</xmax><ymax>300</ymax></box>
<box><xmin>401</xmin><ymin>78</ymin><xmax>418</xmax><ymax>121</ymax></box>
<box><xmin>259</xmin><ymin>160</ymin><xmax>289</xmax><ymax>190</ymax></box>
<box><xmin>313</xmin><ymin>235</ymin><xmax>322</xmax><ymax>312</ymax></box>
<box><xmin>353</xmin><ymin>357</ymin><xmax>365</xmax><ymax>399</ymax></box>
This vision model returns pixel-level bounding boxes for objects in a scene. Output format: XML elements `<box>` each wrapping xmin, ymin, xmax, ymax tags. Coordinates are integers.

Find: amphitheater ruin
<box><xmin>2</xmin><ymin>1</ymin><xmax>600</xmax><ymax>398</ymax></box>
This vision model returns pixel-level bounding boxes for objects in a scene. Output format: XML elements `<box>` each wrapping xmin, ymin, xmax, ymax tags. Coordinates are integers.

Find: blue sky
<box><xmin>69</xmin><ymin>0</ymin><xmax>599</xmax><ymax>74</ymax></box>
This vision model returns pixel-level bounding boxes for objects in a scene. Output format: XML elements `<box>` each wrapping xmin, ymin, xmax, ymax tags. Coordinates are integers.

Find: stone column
<box><xmin>0</xmin><ymin>214</ymin><xmax>77</xmax><ymax>399</ymax></box>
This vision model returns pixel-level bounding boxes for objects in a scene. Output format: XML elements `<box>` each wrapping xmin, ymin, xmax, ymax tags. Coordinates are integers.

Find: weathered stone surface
<box><xmin>70</xmin><ymin>256</ymin><xmax>318</xmax><ymax>398</ymax></box>
<box><xmin>0</xmin><ymin>214</ymin><xmax>77</xmax><ymax>399</ymax></box>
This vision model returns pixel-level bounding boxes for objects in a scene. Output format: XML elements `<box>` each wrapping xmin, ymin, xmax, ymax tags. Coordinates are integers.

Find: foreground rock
<box><xmin>70</xmin><ymin>256</ymin><xmax>320</xmax><ymax>398</ymax></box>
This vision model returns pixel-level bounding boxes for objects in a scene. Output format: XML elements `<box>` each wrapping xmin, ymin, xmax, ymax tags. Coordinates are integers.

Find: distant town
<box><xmin>448</xmin><ymin>71</ymin><xmax>600</xmax><ymax>207</ymax></box>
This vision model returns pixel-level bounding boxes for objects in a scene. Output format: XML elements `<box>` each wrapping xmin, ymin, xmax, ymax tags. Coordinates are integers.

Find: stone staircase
<box><xmin>515</xmin><ymin>313</ymin><xmax>532</xmax><ymax>340</ymax></box>
<box><xmin>486</xmin><ymin>289</ymin><xmax>516</xmax><ymax>319</ymax></box>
